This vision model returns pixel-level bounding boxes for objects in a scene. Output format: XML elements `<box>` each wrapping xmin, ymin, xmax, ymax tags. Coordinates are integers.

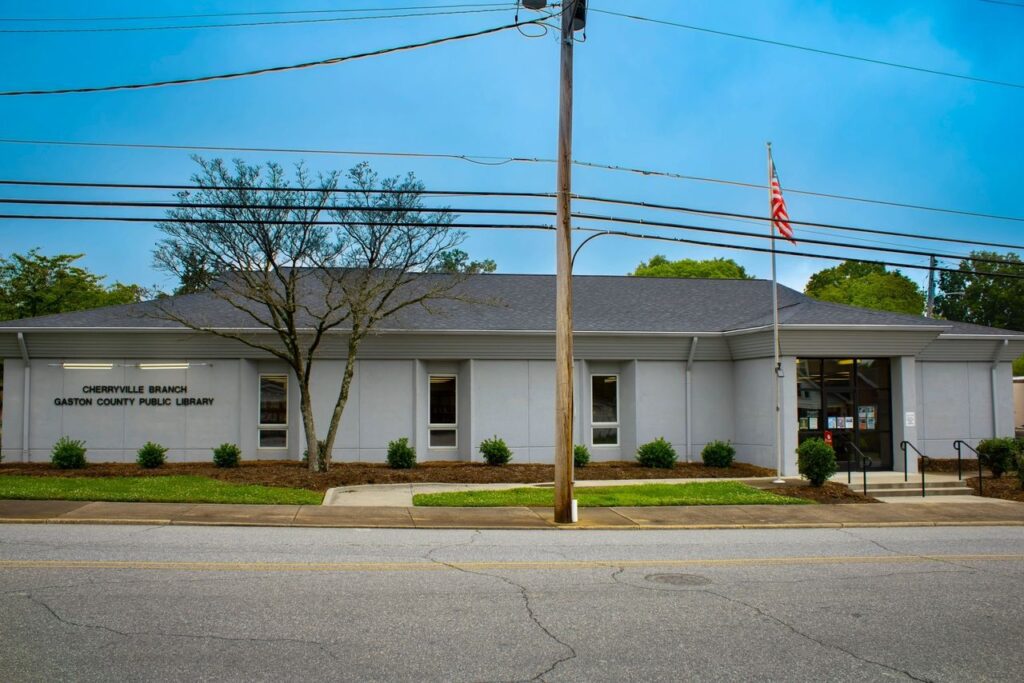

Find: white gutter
<box><xmin>685</xmin><ymin>336</ymin><xmax>698</xmax><ymax>463</ymax></box>
<box><xmin>17</xmin><ymin>333</ymin><xmax>29</xmax><ymax>463</ymax></box>
<box><xmin>992</xmin><ymin>338</ymin><xmax>1009</xmax><ymax>436</ymax></box>
<box><xmin>721</xmin><ymin>323</ymin><xmax>951</xmax><ymax>336</ymax></box>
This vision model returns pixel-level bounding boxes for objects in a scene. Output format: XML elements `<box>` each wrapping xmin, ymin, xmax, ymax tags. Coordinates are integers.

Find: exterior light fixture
<box><xmin>521</xmin><ymin>0</ymin><xmax>548</xmax><ymax>9</ymax></box>
<box><xmin>61</xmin><ymin>362</ymin><xmax>114</xmax><ymax>370</ymax></box>
<box><xmin>138</xmin><ymin>362</ymin><xmax>191</xmax><ymax>370</ymax></box>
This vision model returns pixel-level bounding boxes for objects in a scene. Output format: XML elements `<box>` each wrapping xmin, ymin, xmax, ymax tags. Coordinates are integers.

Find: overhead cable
<box><xmin>2</xmin><ymin>205</ymin><xmax>1020</xmax><ymax>268</ymax></box>
<box><xmin>0</xmin><ymin>3</ymin><xmax>514</xmax><ymax>22</ymax></box>
<box><xmin>0</xmin><ymin>18</ymin><xmax>539</xmax><ymax>96</ymax></box>
<box><xmin>2</xmin><ymin>211</ymin><xmax>1021</xmax><ymax>280</ymax></box>
<box><xmin>591</xmin><ymin>8</ymin><xmax>1024</xmax><ymax>91</ymax></box>
<box><xmin>2</xmin><ymin>138</ymin><xmax>1019</xmax><ymax>223</ymax></box>
<box><xmin>0</xmin><ymin>7</ymin><xmax>512</xmax><ymax>34</ymax></box>
<box><xmin>3</xmin><ymin>186</ymin><xmax>1022</xmax><ymax>252</ymax></box>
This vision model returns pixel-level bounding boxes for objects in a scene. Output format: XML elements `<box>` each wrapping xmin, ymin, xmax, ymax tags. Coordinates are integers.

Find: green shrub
<box><xmin>479</xmin><ymin>436</ymin><xmax>513</xmax><ymax>466</ymax></box>
<box><xmin>701</xmin><ymin>440</ymin><xmax>735</xmax><ymax>468</ymax></box>
<box><xmin>636</xmin><ymin>437</ymin><xmax>677</xmax><ymax>469</ymax></box>
<box><xmin>387</xmin><ymin>437</ymin><xmax>416</xmax><ymax>469</ymax></box>
<box><xmin>1018</xmin><ymin>451</ymin><xmax>1024</xmax><ymax>491</ymax></box>
<box><xmin>212</xmin><ymin>443</ymin><xmax>242</xmax><ymax>468</ymax></box>
<box><xmin>797</xmin><ymin>438</ymin><xmax>837</xmax><ymax>486</ymax></box>
<box><xmin>301</xmin><ymin>440</ymin><xmax>328</xmax><ymax>471</ymax></box>
<box><xmin>136</xmin><ymin>441</ymin><xmax>168</xmax><ymax>469</ymax></box>
<box><xmin>51</xmin><ymin>436</ymin><xmax>87</xmax><ymax>470</ymax></box>
<box><xmin>573</xmin><ymin>444</ymin><xmax>591</xmax><ymax>468</ymax></box>
<box><xmin>976</xmin><ymin>437</ymin><xmax>1019</xmax><ymax>478</ymax></box>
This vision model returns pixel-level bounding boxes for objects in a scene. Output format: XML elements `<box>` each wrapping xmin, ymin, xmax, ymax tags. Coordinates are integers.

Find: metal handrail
<box><xmin>953</xmin><ymin>439</ymin><xmax>983</xmax><ymax>496</ymax></box>
<box><xmin>846</xmin><ymin>442</ymin><xmax>872</xmax><ymax>496</ymax></box>
<box><xmin>899</xmin><ymin>441</ymin><xmax>929</xmax><ymax>498</ymax></box>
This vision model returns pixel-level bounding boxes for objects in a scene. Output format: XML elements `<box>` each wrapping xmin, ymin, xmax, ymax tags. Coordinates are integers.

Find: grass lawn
<box><xmin>413</xmin><ymin>481</ymin><xmax>812</xmax><ymax>507</ymax></box>
<box><xmin>0</xmin><ymin>475</ymin><xmax>322</xmax><ymax>505</ymax></box>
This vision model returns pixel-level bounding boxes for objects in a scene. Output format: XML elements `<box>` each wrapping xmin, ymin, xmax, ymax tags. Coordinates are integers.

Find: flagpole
<box><xmin>768</xmin><ymin>142</ymin><xmax>785</xmax><ymax>484</ymax></box>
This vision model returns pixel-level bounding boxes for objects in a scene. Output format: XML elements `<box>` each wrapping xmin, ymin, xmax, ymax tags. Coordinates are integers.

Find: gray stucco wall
<box><xmin>915</xmin><ymin>360</ymin><xmax>1015</xmax><ymax>456</ymax></box>
<box><xmin>2</xmin><ymin>358</ymin><xmax>244</xmax><ymax>463</ymax></box>
<box><xmin>635</xmin><ymin>361</ymin><xmax>686</xmax><ymax>458</ymax></box>
<box><xmin>2</xmin><ymin>351</ymin><xmax>1015</xmax><ymax>471</ymax></box>
<box><xmin>731</xmin><ymin>358</ymin><xmax>775</xmax><ymax>470</ymax></box>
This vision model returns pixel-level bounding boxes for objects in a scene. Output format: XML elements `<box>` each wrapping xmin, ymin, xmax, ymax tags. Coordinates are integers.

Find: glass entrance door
<box><xmin>796</xmin><ymin>358</ymin><xmax>893</xmax><ymax>471</ymax></box>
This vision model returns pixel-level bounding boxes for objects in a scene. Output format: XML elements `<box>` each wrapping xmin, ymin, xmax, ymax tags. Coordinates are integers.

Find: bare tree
<box><xmin>153</xmin><ymin>157</ymin><xmax>469</xmax><ymax>472</ymax></box>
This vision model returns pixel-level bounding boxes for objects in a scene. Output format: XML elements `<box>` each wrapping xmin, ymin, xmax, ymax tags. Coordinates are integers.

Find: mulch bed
<box><xmin>966</xmin><ymin>475</ymin><xmax>1024</xmax><ymax>503</ymax></box>
<box><xmin>0</xmin><ymin>460</ymin><xmax>776</xmax><ymax>493</ymax></box>
<box><xmin>758</xmin><ymin>481</ymin><xmax>880</xmax><ymax>504</ymax></box>
<box><xmin>919</xmin><ymin>458</ymin><xmax>980</xmax><ymax>474</ymax></box>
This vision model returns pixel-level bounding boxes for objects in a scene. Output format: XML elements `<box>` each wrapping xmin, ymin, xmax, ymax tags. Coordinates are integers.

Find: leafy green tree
<box><xmin>631</xmin><ymin>255</ymin><xmax>753</xmax><ymax>279</ymax></box>
<box><xmin>804</xmin><ymin>261</ymin><xmax>924</xmax><ymax>315</ymax></box>
<box><xmin>437</xmin><ymin>249</ymin><xmax>496</xmax><ymax>274</ymax></box>
<box><xmin>0</xmin><ymin>249</ymin><xmax>147</xmax><ymax>320</ymax></box>
<box><xmin>935</xmin><ymin>251</ymin><xmax>1024</xmax><ymax>332</ymax></box>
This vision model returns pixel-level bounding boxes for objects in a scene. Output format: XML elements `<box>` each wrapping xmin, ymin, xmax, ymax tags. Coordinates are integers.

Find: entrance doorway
<box><xmin>796</xmin><ymin>358</ymin><xmax>893</xmax><ymax>471</ymax></box>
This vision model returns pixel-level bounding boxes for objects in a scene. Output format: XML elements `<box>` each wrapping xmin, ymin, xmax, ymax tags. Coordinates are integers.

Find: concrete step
<box><xmin>865</xmin><ymin>487</ymin><xmax>973</xmax><ymax>497</ymax></box>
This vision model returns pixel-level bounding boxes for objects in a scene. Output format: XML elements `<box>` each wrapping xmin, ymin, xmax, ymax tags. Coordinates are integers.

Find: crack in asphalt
<box><xmin>423</xmin><ymin>536</ymin><xmax>577</xmax><ymax>682</ymax></box>
<box><xmin>701</xmin><ymin>588</ymin><xmax>932</xmax><ymax>682</ymax></box>
<box><xmin>21</xmin><ymin>592</ymin><xmax>342</xmax><ymax>664</ymax></box>
<box><xmin>838</xmin><ymin>528</ymin><xmax>983</xmax><ymax>576</ymax></box>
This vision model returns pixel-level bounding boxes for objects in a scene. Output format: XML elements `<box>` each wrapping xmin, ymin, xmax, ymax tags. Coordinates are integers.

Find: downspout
<box><xmin>17</xmin><ymin>333</ymin><xmax>30</xmax><ymax>463</ymax></box>
<box><xmin>685</xmin><ymin>336</ymin><xmax>698</xmax><ymax>462</ymax></box>
<box><xmin>992</xmin><ymin>339</ymin><xmax>1009</xmax><ymax>436</ymax></box>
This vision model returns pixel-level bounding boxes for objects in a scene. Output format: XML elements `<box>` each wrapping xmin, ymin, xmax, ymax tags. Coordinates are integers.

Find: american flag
<box><xmin>769</xmin><ymin>152</ymin><xmax>796</xmax><ymax>244</ymax></box>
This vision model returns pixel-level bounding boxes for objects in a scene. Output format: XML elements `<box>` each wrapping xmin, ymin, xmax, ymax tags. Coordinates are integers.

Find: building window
<box><xmin>591</xmin><ymin>374</ymin><xmax>619</xmax><ymax>446</ymax></box>
<box><xmin>429</xmin><ymin>375</ymin><xmax>457</xmax><ymax>448</ymax></box>
<box><xmin>259</xmin><ymin>374</ymin><xmax>288</xmax><ymax>449</ymax></box>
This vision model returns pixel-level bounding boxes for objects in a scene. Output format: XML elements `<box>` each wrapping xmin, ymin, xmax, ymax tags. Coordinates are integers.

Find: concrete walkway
<box><xmin>1</xmin><ymin>497</ymin><xmax>1022</xmax><ymax>530</ymax></box>
<box><xmin>323</xmin><ymin>476</ymin><xmax>786</xmax><ymax>507</ymax></box>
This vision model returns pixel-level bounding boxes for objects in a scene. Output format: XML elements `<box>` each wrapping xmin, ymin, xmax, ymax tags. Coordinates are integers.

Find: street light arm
<box><xmin>570</xmin><ymin>230</ymin><xmax>611</xmax><ymax>269</ymax></box>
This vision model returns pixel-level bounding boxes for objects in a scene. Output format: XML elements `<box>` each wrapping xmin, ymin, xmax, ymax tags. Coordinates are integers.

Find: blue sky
<box><xmin>1</xmin><ymin>0</ymin><xmax>1021</xmax><ymax>293</ymax></box>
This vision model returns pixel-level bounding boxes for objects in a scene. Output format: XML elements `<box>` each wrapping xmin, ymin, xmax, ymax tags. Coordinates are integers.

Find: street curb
<box><xmin>2</xmin><ymin>518</ymin><xmax>1023</xmax><ymax>530</ymax></box>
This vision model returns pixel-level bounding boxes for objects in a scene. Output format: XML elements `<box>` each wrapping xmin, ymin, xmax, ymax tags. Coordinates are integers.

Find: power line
<box><xmin>3</xmin><ymin>180</ymin><xmax>1022</xmax><ymax>252</ymax></box>
<box><xmin>979</xmin><ymin>0</ymin><xmax>1024</xmax><ymax>8</ymax></box>
<box><xmin>0</xmin><ymin>178</ymin><xmax>553</xmax><ymax>199</ymax></box>
<box><xmin>0</xmin><ymin>3</ymin><xmax>512</xmax><ymax>22</ymax></box>
<box><xmin>0</xmin><ymin>198</ymin><xmax>555</xmax><ymax>218</ymax></box>
<box><xmin>591</xmin><ymin>7</ymin><xmax>1024</xmax><ymax>91</ymax></box>
<box><xmin>2</xmin><ymin>201</ymin><xmax>1021</xmax><ymax>267</ymax></box>
<box><xmin>2</xmin><ymin>138</ymin><xmax>1019</xmax><ymax>223</ymax></box>
<box><xmin>0</xmin><ymin>18</ymin><xmax>538</xmax><ymax>96</ymax></box>
<box><xmin>0</xmin><ymin>7</ymin><xmax>512</xmax><ymax>34</ymax></box>
<box><xmin>3</xmin><ymin>211</ymin><xmax>1022</xmax><ymax>281</ymax></box>
<box><xmin>572</xmin><ymin>194</ymin><xmax>1024</xmax><ymax>251</ymax></box>
<box><xmin>0</xmin><ymin>3</ymin><xmax>513</xmax><ymax>22</ymax></box>
<box><xmin>569</xmin><ymin>226</ymin><xmax>1024</xmax><ymax>281</ymax></box>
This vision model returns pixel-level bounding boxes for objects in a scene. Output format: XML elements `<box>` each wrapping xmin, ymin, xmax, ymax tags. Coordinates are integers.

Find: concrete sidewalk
<box><xmin>322</xmin><ymin>476</ymin><xmax>787</xmax><ymax>506</ymax></box>
<box><xmin>1</xmin><ymin>497</ymin><xmax>1023</xmax><ymax>530</ymax></box>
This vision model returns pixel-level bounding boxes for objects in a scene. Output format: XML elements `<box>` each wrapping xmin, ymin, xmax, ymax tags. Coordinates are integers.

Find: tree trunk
<box><xmin>322</xmin><ymin>334</ymin><xmax>360</xmax><ymax>470</ymax></box>
<box><xmin>298</xmin><ymin>380</ymin><xmax>323</xmax><ymax>473</ymax></box>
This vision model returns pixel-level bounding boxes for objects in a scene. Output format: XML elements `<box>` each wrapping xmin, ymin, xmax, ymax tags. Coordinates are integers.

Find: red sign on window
<box><xmin>824</xmin><ymin>430</ymin><xmax>833</xmax><ymax>446</ymax></box>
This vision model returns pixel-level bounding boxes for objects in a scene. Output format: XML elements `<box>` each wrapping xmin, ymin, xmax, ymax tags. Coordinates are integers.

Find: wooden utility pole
<box><xmin>553</xmin><ymin>0</ymin><xmax>577</xmax><ymax>524</ymax></box>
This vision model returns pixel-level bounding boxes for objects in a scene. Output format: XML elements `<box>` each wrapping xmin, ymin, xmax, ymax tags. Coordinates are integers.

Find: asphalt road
<box><xmin>2</xmin><ymin>524</ymin><xmax>1023</xmax><ymax>682</ymax></box>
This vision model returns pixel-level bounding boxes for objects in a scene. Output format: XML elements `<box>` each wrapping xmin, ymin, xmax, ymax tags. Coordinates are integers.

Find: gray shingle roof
<box><xmin>0</xmin><ymin>273</ymin><xmax>1018</xmax><ymax>336</ymax></box>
